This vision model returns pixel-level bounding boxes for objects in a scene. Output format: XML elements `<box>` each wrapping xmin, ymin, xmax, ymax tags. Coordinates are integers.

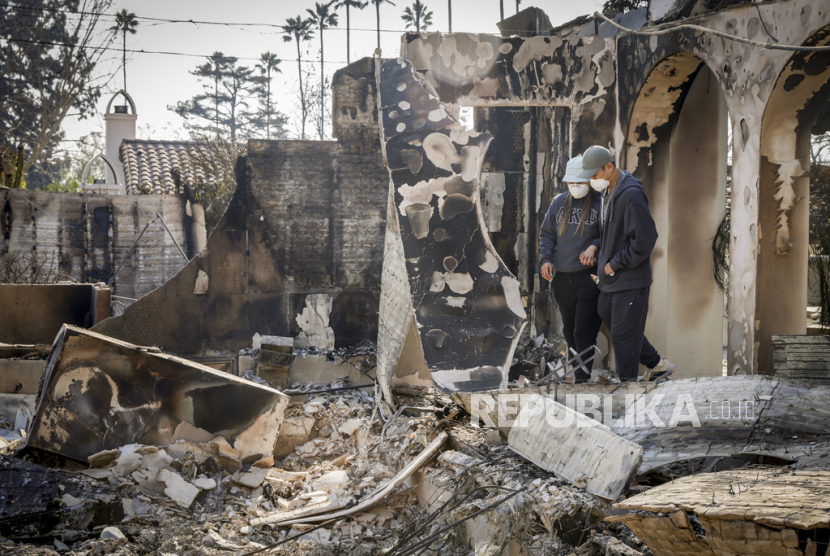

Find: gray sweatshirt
<box><xmin>539</xmin><ymin>191</ymin><xmax>602</xmax><ymax>273</ymax></box>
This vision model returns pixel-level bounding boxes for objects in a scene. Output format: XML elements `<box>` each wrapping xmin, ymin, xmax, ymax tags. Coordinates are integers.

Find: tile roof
<box><xmin>119</xmin><ymin>140</ymin><xmax>216</xmax><ymax>195</ymax></box>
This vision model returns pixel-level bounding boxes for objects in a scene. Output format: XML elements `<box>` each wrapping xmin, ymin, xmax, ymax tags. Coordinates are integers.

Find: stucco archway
<box><xmin>624</xmin><ymin>52</ymin><xmax>729</xmax><ymax>378</ymax></box>
<box><xmin>756</xmin><ymin>25</ymin><xmax>830</xmax><ymax>373</ymax></box>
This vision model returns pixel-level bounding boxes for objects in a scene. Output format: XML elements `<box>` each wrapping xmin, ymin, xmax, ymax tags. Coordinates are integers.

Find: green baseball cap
<box><xmin>577</xmin><ymin>146</ymin><xmax>615</xmax><ymax>179</ymax></box>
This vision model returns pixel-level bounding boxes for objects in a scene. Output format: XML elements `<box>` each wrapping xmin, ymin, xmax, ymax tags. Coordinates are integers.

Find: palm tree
<box><xmin>111</xmin><ymin>9</ymin><xmax>138</xmax><ymax>91</ymax></box>
<box><xmin>334</xmin><ymin>0</ymin><xmax>367</xmax><ymax>65</ymax></box>
<box><xmin>256</xmin><ymin>52</ymin><xmax>281</xmax><ymax>140</ymax></box>
<box><xmin>402</xmin><ymin>0</ymin><xmax>433</xmax><ymax>32</ymax></box>
<box><xmin>370</xmin><ymin>0</ymin><xmax>396</xmax><ymax>51</ymax></box>
<box><xmin>282</xmin><ymin>16</ymin><xmax>314</xmax><ymax>140</ymax></box>
<box><xmin>307</xmin><ymin>2</ymin><xmax>338</xmax><ymax>141</ymax></box>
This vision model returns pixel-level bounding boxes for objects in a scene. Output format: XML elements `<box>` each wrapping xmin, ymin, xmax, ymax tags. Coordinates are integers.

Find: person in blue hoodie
<box><xmin>576</xmin><ymin>146</ymin><xmax>676</xmax><ymax>382</ymax></box>
<box><xmin>539</xmin><ymin>156</ymin><xmax>604</xmax><ymax>383</ymax></box>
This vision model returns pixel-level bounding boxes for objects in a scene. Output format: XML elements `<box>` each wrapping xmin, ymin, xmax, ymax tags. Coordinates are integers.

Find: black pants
<box><xmin>597</xmin><ymin>287</ymin><xmax>661</xmax><ymax>381</ymax></box>
<box><xmin>552</xmin><ymin>269</ymin><xmax>603</xmax><ymax>380</ymax></box>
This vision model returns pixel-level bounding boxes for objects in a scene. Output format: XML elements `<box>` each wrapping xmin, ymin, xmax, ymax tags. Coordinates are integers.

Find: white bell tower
<box><xmin>83</xmin><ymin>90</ymin><xmax>136</xmax><ymax>194</ymax></box>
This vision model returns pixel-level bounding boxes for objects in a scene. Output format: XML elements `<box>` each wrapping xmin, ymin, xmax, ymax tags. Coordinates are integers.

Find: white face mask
<box><xmin>568</xmin><ymin>183</ymin><xmax>589</xmax><ymax>199</ymax></box>
<box><xmin>590</xmin><ymin>178</ymin><xmax>610</xmax><ymax>192</ymax></box>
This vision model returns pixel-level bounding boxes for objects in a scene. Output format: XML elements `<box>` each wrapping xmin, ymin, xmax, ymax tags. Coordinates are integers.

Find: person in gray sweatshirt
<box><xmin>539</xmin><ymin>156</ymin><xmax>604</xmax><ymax>383</ymax></box>
<box><xmin>576</xmin><ymin>146</ymin><xmax>676</xmax><ymax>382</ymax></box>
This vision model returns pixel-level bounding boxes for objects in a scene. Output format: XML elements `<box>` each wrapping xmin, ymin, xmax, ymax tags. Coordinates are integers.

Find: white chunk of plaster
<box><xmin>429</xmin><ymin>271</ymin><xmax>474</xmax><ymax>294</ymax></box>
<box><xmin>512</xmin><ymin>35</ymin><xmax>563</xmax><ymax>73</ymax></box>
<box><xmin>397</xmin><ymin>177</ymin><xmax>450</xmax><ymax>216</ymax></box>
<box><xmin>423</xmin><ymin>133</ymin><xmax>461</xmax><ymax>171</ymax></box>
<box><xmin>191</xmin><ymin>477</ymin><xmax>217</xmax><ymax>491</ymax></box>
<box><xmin>406</xmin><ymin>38</ymin><xmax>434</xmax><ymax>71</ymax></box>
<box><xmin>295</xmin><ymin>294</ymin><xmax>335</xmax><ymax>350</ymax></box>
<box><xmin>428</xmin><ymin>108</ymin><xmax>445</xmax><ymax>122</ymax></box>
<box><xmin>479</xmin><ymin>250</ymin><xmax>499</xmax><ymax>273</ymax></box>
<box><xmin>501</xmin><ymin>277</ymin><xmax>526</xmax><ymax>318</ymax></box>
<box><xmin>460</xmin><ymin>145</ymin><xmax>483</xmax><ymax>182</ymax></box>
<box><xmin>159</xmin><ymin>469</ymin><xmax>201</xmax><ymax>509</ymax></box>
<box><xmin>446</xmin><ymin>296</ymin><xmax>466</xmax><ymax>308</ymax></box>
<box><xmin>499</xmin><ymin>42</ymin><xmax>512</xmax><ymax>54</ymax></box>
<box><xmin>313</xmin><ymin>470</ymin><xmax>350</xmax><ymax>492</ymax></box>
<box><xmin>398</xmin><ymin>100</ymin><xmax>411</xmax><ymax>110</ymax></box>
<box><xmin>396</xmin><ymin>123</ymin><xmax>406</xmax><ymax>133</ymax></box>
<box><xmin>397</xmin><ymin>83</ymin><xmax>407</xmax><ymax>91</ymax></box>
<box><xmin>193</xmin><ymin>270</ymin><xmax>209</xmax><ymax>295</ymax></box>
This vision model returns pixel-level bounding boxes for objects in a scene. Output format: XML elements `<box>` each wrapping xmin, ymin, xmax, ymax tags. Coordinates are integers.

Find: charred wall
<box><xmin>332</xmin><ymin>57</ymin><xmax>381</xmax><ymax>153</ymax></box>
<box><xmin>94</xmin><ymin>140</ymin><xmax>389</xmax><ymax>357</ymax></box>
<box><xmin>0</xmin><ymin>189</ymin><xmax>193</xmax><ymax>301</ymax></box>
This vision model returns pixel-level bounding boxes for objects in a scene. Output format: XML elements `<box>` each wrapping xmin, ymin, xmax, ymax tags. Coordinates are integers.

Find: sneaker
<box><xmin>648</xmin><ymin>357</ymin><xmax>676</xmax><ymax>381</ymax></box>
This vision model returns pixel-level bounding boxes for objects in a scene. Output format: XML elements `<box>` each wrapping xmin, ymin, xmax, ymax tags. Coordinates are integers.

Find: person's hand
<box><xmin>604</xmin><ymin>262</ymin><xmax>614</xmax><ymax>276</ymax></box>
<box><xmin>580</xmin><ymin>245</ymin><xmax>598</xmax><ymax>266</ymax></box>
<box><xmin>541</xmin><ymin>262</ymin><xmax>554</xmax><ymax>281</ymax></box>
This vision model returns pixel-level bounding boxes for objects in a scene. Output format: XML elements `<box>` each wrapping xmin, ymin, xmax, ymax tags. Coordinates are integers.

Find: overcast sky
<box><xmin>63</xmin><ymin>0</ymin><xmax>603</xmax><ymax>151</ymax></box>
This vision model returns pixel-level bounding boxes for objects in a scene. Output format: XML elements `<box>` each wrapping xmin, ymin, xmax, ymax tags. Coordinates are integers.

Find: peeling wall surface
<box><xmin>376</xmin><ymin>59</ymin><xmax>526</xmax><ymax>393</ymax></box>
<box><xmin>0</xmin><ymin>188</ymin><xmax>195</xmax><ymax>301</ymax></box>
<box><xmin>384</xmin><ymin>0</ymin><xmax>830</xmax><ymax>378</ymax></box>
<box><xmin>94</xmin><ymin>60</ymin><xmax>389</xmax><ymax>359</ymax></box>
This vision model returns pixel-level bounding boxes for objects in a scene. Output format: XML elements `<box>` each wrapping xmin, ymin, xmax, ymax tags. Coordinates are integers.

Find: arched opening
<box><xmin>624</xmin><ymin>52</ymin><xmax>729</xmax><ymax>378</ymax></box>
<box><xmin>756</xmin><ymin>26</ymin><xmax>830</xmax><ymax>373</ymax></box>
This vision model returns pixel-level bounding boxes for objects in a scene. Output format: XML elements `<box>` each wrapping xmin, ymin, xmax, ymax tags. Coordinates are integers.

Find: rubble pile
<box><xmin>0</xmin><ymin>380</ymin><xmax>659</xmax><ymax>556</ymax></box>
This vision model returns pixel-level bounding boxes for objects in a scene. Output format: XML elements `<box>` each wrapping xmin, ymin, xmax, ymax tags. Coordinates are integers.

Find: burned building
<box><xmin>93</xmin><ymin>58</ymin><xmax>390</xmax><ymax>360</ymax></box>
<box><xmin>373</xmin><ymin>0</ymin><xmax>830</xmax><ymax>393</ymax></box>
<box><xmin>2</xmin><ymin>2</ymin><xmax>830</xmax><ymax>556</ymax></box>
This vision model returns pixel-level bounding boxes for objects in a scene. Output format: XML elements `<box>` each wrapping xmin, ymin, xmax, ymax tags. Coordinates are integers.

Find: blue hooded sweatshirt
<box><xmin>539</xmin><ymin>191</ymin><xmax>602</xmax><ymax>273</ymax></box>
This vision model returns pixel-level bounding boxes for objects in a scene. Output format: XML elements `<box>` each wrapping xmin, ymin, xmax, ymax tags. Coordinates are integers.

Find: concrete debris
<box><xmin>159</xmin><ymin>468</ymin><xmax>202</xmax><ymax>508</ymax></box>
<box><xmin>455</xmin><ymin>376</ymin><xmax>830</xmax><ymax>474</ymax></box>
<box><xmin>100</xmin><ymin>526</ymin><xmax>126</xmax><ymax>540</ymax></box>
<box><xmin>610</xmin><ymin>468</ymin><xmax>830</xmax><ymax>556</ymax></box>
<box><xmin>508</xmin><ymin>394</ymin><xmax>643</xmax><ymax>501</ymax></box>
<box><xmin>27</xmin><ymin>325</ymin><xmax>289</xmax><ymax>463</ymax></box>
<box><xmin>2</xmin><ymin>380</ymin><xmax>810</xmax><ymax>555</ymax></box>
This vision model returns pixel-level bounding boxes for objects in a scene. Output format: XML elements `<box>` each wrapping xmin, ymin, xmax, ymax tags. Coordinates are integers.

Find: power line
<box><xmin>0</xmin><ymin>1</ymin><xmax>541</xmax><ymax>35</ymax></box>
<box><xmin>1</xmin><ymin>36</ymin><xmax>351</xmax><ymax>64</ymax></box>
<box><xmin>0</xmin><ymin>2</ymin><xmax>414</xmax><ymax>33</ymax></box>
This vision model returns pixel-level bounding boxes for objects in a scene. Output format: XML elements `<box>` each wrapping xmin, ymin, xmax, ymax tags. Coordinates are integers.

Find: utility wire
<box><xmin>0</xmin><ymin>2</ymin><xmax>544</xmax><ymax>35</ymax></box>
<box><xmin>593</xmin><ymin>11</ymin><xmax>830</xmax><ymax>52</ymax></box>
<box><xmin>0</xmin><ymin>2</ymin><xmax>411</xmax><ymax>33</ymax></box>
<box><xmin>1</xmin><ymin>36</ymin><xmax>350</xmax><ymax>64</ymax></box>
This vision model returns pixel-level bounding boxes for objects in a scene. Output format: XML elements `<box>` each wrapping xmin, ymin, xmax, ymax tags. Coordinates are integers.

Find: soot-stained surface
<box><xmin>378</xmin><ymin>59</ymin><xmax>527</xmax><ymax>393</ymax></box>
<box><xmin>27</xmin><ymin>325</ymin><xmax>289</xmax><ymax>463</ymax></box>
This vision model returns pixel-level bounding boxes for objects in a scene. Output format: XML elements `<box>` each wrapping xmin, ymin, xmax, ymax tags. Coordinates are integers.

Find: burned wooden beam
<box><xmin>27</xmin><ymin>325</ymin><xmax>289</xmax><ymax>463</ymax></box>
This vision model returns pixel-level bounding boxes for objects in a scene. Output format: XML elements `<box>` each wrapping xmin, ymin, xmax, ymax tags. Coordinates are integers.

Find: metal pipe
<box><xmin>157</xmin><ymin>213</ymin><xmax>189</xmax><ymax>262</ymax></box>
<box><xmin>107</xmin><ymin>216</ymin><xmax>157</xmax><ymax>286</ymax></box>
